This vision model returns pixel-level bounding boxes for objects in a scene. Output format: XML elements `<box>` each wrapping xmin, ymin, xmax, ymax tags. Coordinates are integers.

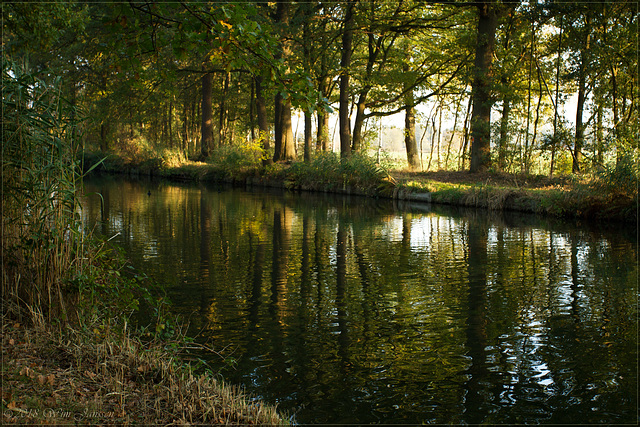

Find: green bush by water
<box><xmin>287</xmin><ymin>152</ymin><xmax>390</xmax><ymax>193</ymax></box>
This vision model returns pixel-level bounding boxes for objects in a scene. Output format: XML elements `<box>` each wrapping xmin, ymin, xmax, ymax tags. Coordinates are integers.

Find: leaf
<box><xmin>20</xmin><ymin>366</ymin><xmax>35</xmax><ymax>378</ymax></box>
<box><xmin>7</xmin><ymin>401</ymin><xmax>18</xmax><ymax>410</ymax></box>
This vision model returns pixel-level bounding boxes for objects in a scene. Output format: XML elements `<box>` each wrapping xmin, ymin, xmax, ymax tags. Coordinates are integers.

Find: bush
<box><xmin>209</xmin><ymin>141</ymin><xmax>267</xmax><ymax>176</ymax></box>
<box><xmin>286</xmin><ymin>152</ymin><xmax>389</xmax><ymax>193</ymax></box>
<box><xmin>590</xmin><ymin>152</ymin><xmax>639</xmax><ymax>200</ymax></box>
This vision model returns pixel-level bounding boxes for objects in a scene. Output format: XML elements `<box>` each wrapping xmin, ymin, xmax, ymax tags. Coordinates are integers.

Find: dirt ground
<box><xmin>390</xmin><ymin>169</ymin><xmax>576</xmax><ymax>190</ymax></box>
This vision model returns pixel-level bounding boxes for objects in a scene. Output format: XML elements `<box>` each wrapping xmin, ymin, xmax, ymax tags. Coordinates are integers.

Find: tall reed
<box><xmin>2</xmin><ymin>59</ymin><xmax>85</xmax><ymax>322</ymax></box>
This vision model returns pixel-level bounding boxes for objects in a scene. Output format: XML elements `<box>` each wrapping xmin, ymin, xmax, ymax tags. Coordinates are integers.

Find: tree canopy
<box><xmin>3</xmin><ymin>0</ymin><xmax>637</xmax><ymax>175</ymax></box>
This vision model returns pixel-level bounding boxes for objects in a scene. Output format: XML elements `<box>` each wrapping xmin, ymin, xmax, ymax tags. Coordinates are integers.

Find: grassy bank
<box><xmin>2</xmin><ymin>64</ymin><xmax>288</xmax><ymax>425</ymax></box>
<box><xmin>2</xmin><ymin>312</ymin><xmax>285</xmax><ymax>425</ymax></box>
<box><xmin>83</xmin><ymin>148</ymin><xmax>637</xmax><ymax>223</ymax></box>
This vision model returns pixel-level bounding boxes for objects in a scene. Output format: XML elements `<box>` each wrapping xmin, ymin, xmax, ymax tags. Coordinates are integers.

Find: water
<box><xmin>82</xmin><ymin>175</ymin><xmax>638</xmax><ymax>425</ymax></box>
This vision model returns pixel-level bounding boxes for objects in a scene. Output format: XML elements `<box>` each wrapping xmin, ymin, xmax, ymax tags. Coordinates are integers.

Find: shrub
<box><xmin>590</xmin><ymin>151</ymin><xmax>639</xmax><ymax>200</ymax></box>
<box><xmin>209</xmin><ymin>141</ymin><xmax>267</xmax><ymax>176</ymax></box>
<box><xmin>286</xmin><ymin>152</ymin><xmax>389</xmax><ymax>193</ymax></box>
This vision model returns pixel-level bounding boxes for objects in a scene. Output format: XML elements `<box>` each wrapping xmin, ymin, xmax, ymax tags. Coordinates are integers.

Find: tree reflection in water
<box><xmin>83</xmin><ymin>177</ymin><xmax>638</xmax><ymax>425</ymax></box>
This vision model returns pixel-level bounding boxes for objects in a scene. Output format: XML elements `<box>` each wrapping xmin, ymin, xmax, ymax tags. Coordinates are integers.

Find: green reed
<box><xmin>2</xmin><ymin>59</ymin><xmax>85</xmax><ymax>321</ymax></box>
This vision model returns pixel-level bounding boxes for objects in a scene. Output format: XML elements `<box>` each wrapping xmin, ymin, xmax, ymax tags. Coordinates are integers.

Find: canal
<box><xmin>82</xmin><ymin>175</ymin><xmax>637</xmax><ymax>425</ymax></box>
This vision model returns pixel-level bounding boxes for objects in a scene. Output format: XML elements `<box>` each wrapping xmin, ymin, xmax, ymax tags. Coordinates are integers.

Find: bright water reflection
<box><xmin>82</xmin><ymin>176</ymin><xmax>637</xmax><ymax>425</ymax></box>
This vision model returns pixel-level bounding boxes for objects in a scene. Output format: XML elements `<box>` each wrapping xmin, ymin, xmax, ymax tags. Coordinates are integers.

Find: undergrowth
<box><xmin>286</xmin><ymin>152</ymin><xmax>392</xmax><ymax>194</ymax></box>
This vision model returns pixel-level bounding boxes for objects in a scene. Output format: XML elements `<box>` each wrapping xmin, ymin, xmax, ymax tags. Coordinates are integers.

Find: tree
<box><xmin>201</xmin><ymin>73</ymin><xmax>214</xmax><ymax>157</ymax></box>
<box><xmin>273</xmin><ymin>0</ymin><xmax>296</xmax><ymax>162</ymax></box>
<box><xmin>339</xmin><ymin>0</ymin><xmax>358</xmax><ymax>158</ymax></box>
<box><xmin>469</xmin><ymin>1</ymin><xmax>499</xmax><ymax>173</ymax></box>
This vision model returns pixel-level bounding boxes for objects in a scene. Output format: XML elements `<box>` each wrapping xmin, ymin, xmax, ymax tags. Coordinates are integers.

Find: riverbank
<box><xmin>1</xmin><ymin>313</ymin><xmax>287</xmax><ymax>426</ymax></box>
<box><xmin>84</xmin><ymin>151</ymin><xmax>638</xmax><ymax>223</ymax></box>
<box><xmin>2</xmin><ymin>252</ymin><xmax>289</xmax><ymax>425</ymax></box>
<box><xmin>3</xmin><ymin>161</ymin><xmax>289</xmax><ymax>426</ymax></box>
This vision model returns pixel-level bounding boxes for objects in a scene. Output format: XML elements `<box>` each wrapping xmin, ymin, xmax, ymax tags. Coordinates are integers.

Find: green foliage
<box><xmin>209</xmin><ymin>140</ymin><xmax>268</xmax><ymax>177</ymax></box>
<box><xmin>2</xmin><ymin>59</ymin><xmax>176</xmax><ymax>335</ymax></box>
<box><xmin>287</xmin><ymin>152</ymin><xmax>390</xmax><ymax>194</ymax></box>
<box><xmin>590</xmin><ymin>152</ymin><xmax>639</xmax><ymax>200</ymax></box>
<box><xmin>2</xmin><ymin>59</ymin><xmax>84</xmax><ymax>320</ymax></box>
<box><xmin>4</xmin><ymin>1</ymin><xmax>635</xmax><ymax>180</ymax></box>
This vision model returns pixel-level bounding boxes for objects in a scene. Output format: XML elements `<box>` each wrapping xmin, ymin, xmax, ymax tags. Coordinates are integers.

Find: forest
<box><xmin>2</xmin><ymin>2</ymin><xmax>638</xmax><ymax>424</ymax></box>
<box><xmin>3</xmin><ymin>0</ymin><xmax>638</xmax><ymax>176</ymax></box>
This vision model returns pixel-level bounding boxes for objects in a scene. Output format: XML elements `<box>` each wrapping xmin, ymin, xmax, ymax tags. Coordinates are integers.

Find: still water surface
<box><xmin>82</xmin><ymin>176</ymin><xmax>637</xmax><ymax>425</ymax></box>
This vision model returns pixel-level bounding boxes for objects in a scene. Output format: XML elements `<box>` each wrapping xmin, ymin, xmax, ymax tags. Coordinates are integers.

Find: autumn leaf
<box><xmin>20</xmin><ymin>366</ymin><xmax>35</xmax><ymax>378</ymax></box>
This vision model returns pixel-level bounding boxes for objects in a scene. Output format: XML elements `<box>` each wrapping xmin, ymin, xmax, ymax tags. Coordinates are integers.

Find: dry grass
<box><xmin>1</xmin><ymin>309</ymin><xmax>288</xmax><ymax>426</ymax></box>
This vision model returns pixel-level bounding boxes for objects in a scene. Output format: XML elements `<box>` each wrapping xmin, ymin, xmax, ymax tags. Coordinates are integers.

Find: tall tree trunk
<box><xmin>254</xmin><ymin>76</ymin><xmax>270</xmax><ymax>153</ymax></box>
<box><xmin>437</xmin><ymin>100</ymin><xmax>443</xmax><ymax>169</ymax></box>
<box><xmin>427</xmin><ymin>112</ymin><xmax>437</xmax><ymax>171</ymax></box>
<box><xmin>524</xmin><ymin>20</ymin><xmax>534</xmax><ymax>174</ymax></box>
<box><xmin>595</xmin><ymin>98</ymin><xmax>604</xmax><ymax>166</ymax></box>
<box><xmin>610</xmin><ymin>64</ymin><xmax>622</xmax><ymax>164</ymax></box>
<box><xmin>201</xmin><ymin>72</ymin><xmax>214</xmax><ymax>158</ymax></box>
<box><xmin>273</xmin><ymin>0</ymin><xmax>295</xmax><ymax>161</ymax></box>
<box><xmin>304</xmin><ymin>112</ymin><xmax>312</xmax><ymax>162</ymax></box>
<box><xmin>302</xmin><ymin>5</ymin><xmax>313</xmax><ymax>162</ymax></box>
<box><xmin>274</xmin><ymin>95</ymin><xmax>295</xmax><ymax>161</ymax></box>
<box><xmin>317</xmin><ymin>109</ymin><xmax>330</xmax><ymax>152</ymax></box>
<box><xmin>352</xmin><ymin>91</ymin><xmax>369</xmax><ymax>153</ymax></box>
<box><xmin>551</xmin><ymin>16</ymin><xmax>564</xmax><ymax>177</ymax></box>
<box><xmin>573</xmin><ymin>66</ymin><xmax>586</xmax><ymax>174</ymax></box>
<box><xmin>498</xmin><ymin>97</ymin><xmax>510</xmax><ymax>171</ymax></box>
<box><xmin>573</xmin><ymin>14</ymin><xmax>591</xmax><ymax>174</ymax></box>
<box><xmin>339</xmin><ymin>1</ymin><xmax>356</xmax><ymax>158</ymax></box>
<box><xmin>100</xmin><ymin>123</ymin><xmax>108</xmax><ymax>152</ymax></box>
<box><xmin>531</xmin><ymin>65</ymin><xmax>543</xmax><ymax>172</ymax></box>
<box><xmin>459</xmin><ymin>95</ymin><xmax>473</xmax><ymax>171</ymax></box>
<box><xmin>218</xmin><ymin>72</ymin><xmax>230</xmax><ymax>146</ymax></box>
<box><xmin>182</xmin><ymin>100</ymin><xmax>188</xmax><ymax>153</ymax></box>
<box><xmin>402</xmin><ymin>54</ymin><xmax>419</xmax><ymax>169</ymax></box>
<box><xmin>170</xmin><ymin>101</ymin><xmax>175</xmax><ymax>148</ymax></box>
<box><xmin>405</xmin><ymin>102</ymin><xmax>419</xmax><ymax>170</ymax></box>
<box><xmin>162</xmin><ymin>104</ymin><xmax>167</xmax><ymax>147</ymax></box>
<box><xmin>469</xmin><ymin>1</ymin><xmax>498</xmax><ymax>173</ymax></box>
<box><xmin>249</xmin><ymin>77</ymin><xmax>256</xmax><ymax>142</ymax></box>
<box><xmin>316</xmin><ymin>11</ymin><xmax>331</xmax><ymax>153</ymax></box>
